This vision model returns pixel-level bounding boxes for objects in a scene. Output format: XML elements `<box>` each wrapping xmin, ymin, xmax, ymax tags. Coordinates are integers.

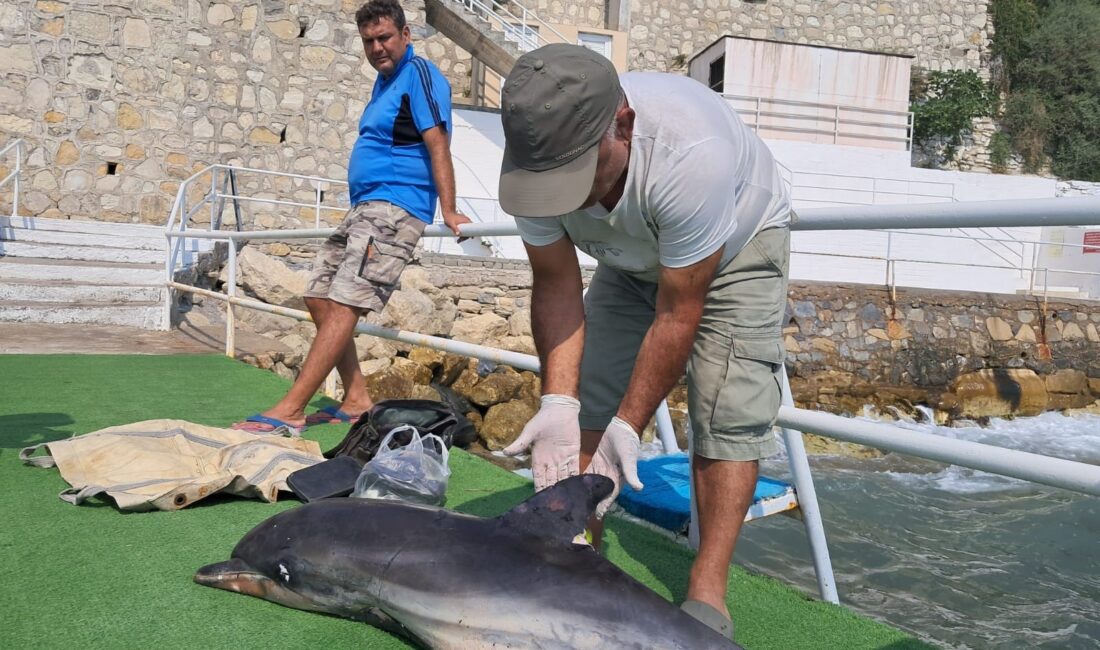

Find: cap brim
<box><xmin>498</xmin><ymin>144</ymin><xmax>599</xmax><ymax>218</ymax></box>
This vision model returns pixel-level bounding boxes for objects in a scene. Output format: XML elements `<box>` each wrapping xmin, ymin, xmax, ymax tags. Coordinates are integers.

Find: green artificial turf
<box><xmin>0</xmin><ymin>354</ymin><xmax>930</xmax><ymax>649</ymax></box>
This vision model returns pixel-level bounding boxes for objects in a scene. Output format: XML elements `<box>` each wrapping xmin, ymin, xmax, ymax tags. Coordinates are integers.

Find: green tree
<box><xmin>911</xmin><ymin>69</ymin><xmax>992</xmax><ymax>161</ymax></box>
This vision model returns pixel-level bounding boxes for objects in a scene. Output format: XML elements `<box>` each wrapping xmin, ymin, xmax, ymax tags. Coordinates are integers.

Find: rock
<box><xmin>509</xmin><ymin>309</ymin><xmax>532</xmax><ymax>337</ymax></box>
<box><xmin>495</xmin><ymin>335</ymin><xmax>537</xmax><ymax>355</ymax></box>
<box><xmin>951</xmin><ymin>369</ymin><xmax>1048</xmax><ymax>418</ymax></box>
<box><xmin>451</xmin><ymin>313</ymin><xmax>509</xmax><ymax>345</ymax></box>
<box><xmin>236</xmin><ymin>246</ymin><xmax>308</xmax><ymax>308</ymax></box>
<box><xmin>408</xmin><ymin>346</ymin><xmax>446</xmax><ymax>371</ymax></box>
<box><xmin>802</xmin><ymin>434</ymin><xmax>884</xmax><ymax>458</ymax></box>
<box><xmin>408</xmin><ymin>384</ymin><xmax>442</xmax><ymax>401</ymax></box>
<box><xmin>234</xmin><ymin>304</ymin><xmax>298</xmax><ymax>337</ymax></box>
<box><xmin>356</xmin><ymin>334</ymin><xmax>399</xmax><ymax>362</ymax></box>
<box><xmin>468</xmin><ymin>369</ymin><xmax>524</xmax><ymax>407</ymax></box>
<box><xmin>1063</xmin><ymin>400</ymin><xmax>1100</xmax><ymax>417</ymax></box>
<box><xmin>517</xmin><ymin>371</ymin><xmax>541</xmax><ymax>410</ymax></box>
<box><xmin>398</xmin><ymin>266</ymin><xmax>439</xmax><ymax>295</ymax></box>
<box><xmin>379</xmin><ymin>288</ymin><xmax>454</xmax><ymax>337</ymax></box>
<box><xmin>359</xmin><ymin>357</ymin><xmax>391</xmax><ymax>376</ymax></box>
<box><xmin>391</xmin><ymin>357</ymin><xmax>432</xmax><ymax>385</ymax></box>
<box><xmin>450</xmin><ymin>367</ymin><xmax>480</xmax><ymax>402</ymax></box>
<box><xmin>279</xmin><ymin>333</ymin><xmax>310</xmax><ymax>367</ymax></box>
<box><xmin>1090</xmin><ymin>378</ymin><xmax>1100</xmax><ymax>396</ymax></box>
<box><xmin>364</xmin><ymin>366</ymin><xmax>415</xmax><ymax>402</ymax></box>
<box><xmin>1047</xmin><ymin>392</ymin><xmax>1095</xmax><ymax>411</ymax></box>
<box><xmin>439</xmin><ymin>353</ymin><xmax>471</xmax><ymax>386</ymax></box>
<box><xmin>1045</xmin><ymin>369</ymin><xmax>1088</xmax><ymax>394</ymax></box>
<box><xmin>985</xmin><ymin>317</ymin><xmax>1013</xmax><ymax>341</ymax></box>
<box><xmin>480</xmin><ymin>400</ymin><xmax>538</xmax><ymax>450</ymax></box>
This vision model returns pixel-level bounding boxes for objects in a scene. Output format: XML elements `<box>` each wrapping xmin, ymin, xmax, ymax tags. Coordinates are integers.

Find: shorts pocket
<box><xmin>358</xmin><ymin>238</ymin><xmax>412</xmax><ymax>286</ymax></box>
<box><xmin>707</xmin><ymin>334</ymin><xmax>784</xmax><ymax>435</ymax></box>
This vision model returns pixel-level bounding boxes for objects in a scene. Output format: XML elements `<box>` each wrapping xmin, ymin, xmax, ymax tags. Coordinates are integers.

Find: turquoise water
<box><xmin>737</xmin><ymin>412</ymin><xmax>1100</xmax><ymax>649</ymax></box>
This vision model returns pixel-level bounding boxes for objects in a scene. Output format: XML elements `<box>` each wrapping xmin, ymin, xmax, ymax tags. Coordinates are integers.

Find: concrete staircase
<box><xmin>0</xmin><ymin>216</ymin><xmax>207</xmax><ymax>330</ymax></box>
<box><xmin>424</xmin><ymin>0</ymin><xmax>540</xmax><ymax>77</ymax></box>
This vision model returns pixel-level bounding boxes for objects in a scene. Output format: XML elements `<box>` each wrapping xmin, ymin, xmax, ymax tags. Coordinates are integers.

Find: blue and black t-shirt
<box><xmin>347</xmin><ymin>45</ymin><xmax>452</xmax><ymax>224</ymax></box>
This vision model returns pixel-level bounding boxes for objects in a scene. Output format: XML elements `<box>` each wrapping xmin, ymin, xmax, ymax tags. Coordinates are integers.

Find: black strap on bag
<box><xmin>324</xmin><ymin>399</ymin><xmax>477</xmax><ymax>465</ymax></box>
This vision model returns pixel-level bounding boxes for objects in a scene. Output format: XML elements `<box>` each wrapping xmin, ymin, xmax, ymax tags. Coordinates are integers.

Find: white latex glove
<box><xmin>502</xmin><ymin>394</ymin><xmax>581</xmax><ymax>492</ymax></box>
<box><xmin>585</xmin><ymin>416</ymin><xmax>645</xmax><ymax>519</ymax></box>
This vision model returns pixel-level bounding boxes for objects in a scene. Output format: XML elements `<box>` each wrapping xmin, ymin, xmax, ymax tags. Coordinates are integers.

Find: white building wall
<box><xmin>448</xmin><ymin>107</ymin><xmax>1087</xmax><ymax>297</ymax></box>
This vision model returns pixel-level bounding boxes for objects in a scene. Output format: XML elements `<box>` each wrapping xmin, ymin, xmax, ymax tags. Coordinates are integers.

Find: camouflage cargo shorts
<box><xmin>303</xmin><ymin>201</ymin><xmax>426</xmax><ymax>313</ymax></box>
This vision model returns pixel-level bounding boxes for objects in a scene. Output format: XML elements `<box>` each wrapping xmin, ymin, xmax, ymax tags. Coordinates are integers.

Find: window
<box><xmin>577</xmin><ymin>32</ymin><xmax>612</xmax><ymax>60</ymax></box>
<box><xmin>708</xmin><ymin>55</ymin><xmax>725</xmax><ymax>92</ymax></box>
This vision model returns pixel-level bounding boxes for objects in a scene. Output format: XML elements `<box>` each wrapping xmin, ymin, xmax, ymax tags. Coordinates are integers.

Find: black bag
<box><xmin>324</xmin><ymin>399</ymin><xmax>477</xmax><ymax>465</ymax></box>
<box><xmin>286</xmin><ymin>456</ymin><xmax>363</xmax><ymax>502</ymax></box>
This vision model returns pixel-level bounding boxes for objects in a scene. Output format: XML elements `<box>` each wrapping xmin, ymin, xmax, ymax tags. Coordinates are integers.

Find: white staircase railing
<box><xmin>0</xmin><ymin>139</ymin><xmax>23</xmax><ymax>218</ymax></box>
<box><xmin>454</xmin><ymin>0</ymin><xmax>567</xmax><ymax>52</ymax></box>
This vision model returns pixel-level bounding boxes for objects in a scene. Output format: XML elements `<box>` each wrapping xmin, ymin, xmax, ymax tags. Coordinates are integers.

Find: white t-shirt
<box><xmin>515</xmin><ymin>72</ymin><xmax>791</xmax><ymax>283</ymax></box>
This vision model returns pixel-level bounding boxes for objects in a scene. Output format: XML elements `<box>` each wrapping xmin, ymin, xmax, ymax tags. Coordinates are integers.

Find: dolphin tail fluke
<box><xmin>499</xmin><ymin>474</ymin><xmax>614</xmax><ymax>543</ymax></box>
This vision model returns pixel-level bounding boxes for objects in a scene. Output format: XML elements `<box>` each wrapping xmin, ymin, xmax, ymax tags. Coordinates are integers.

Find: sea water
<box><xmin>736</xmin><ymin>411</ymin><xmax>1100</xmax><ymax>649</ymax></box>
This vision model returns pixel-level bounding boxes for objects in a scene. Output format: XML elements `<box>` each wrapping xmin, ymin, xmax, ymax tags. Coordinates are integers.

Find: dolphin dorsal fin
<box><xmin>499</xmin><ymin>474</ymin><xmax>614</xmax><ymax>543</ymax></box>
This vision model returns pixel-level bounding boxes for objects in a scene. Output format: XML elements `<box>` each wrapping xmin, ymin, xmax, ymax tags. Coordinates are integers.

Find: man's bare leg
<box><xmin>241</xmin><ymin>298</ymin><xmax>364</xmax><ymax>428</ymax></box>
<box><xmin>306</xmin><ymin>297</ymin><xmax>374</xmax><ymax>419</ymax></box>
<box><xmin>685</xmin><ymin>456</ymin><xmax>758</xmax><ymax>619</ymax></box>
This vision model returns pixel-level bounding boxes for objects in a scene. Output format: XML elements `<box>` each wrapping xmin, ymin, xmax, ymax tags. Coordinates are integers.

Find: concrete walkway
<box><xmin>0</xmin><ymin>321</ymin><xmax>289</xmax><ymax>357</ymax></box>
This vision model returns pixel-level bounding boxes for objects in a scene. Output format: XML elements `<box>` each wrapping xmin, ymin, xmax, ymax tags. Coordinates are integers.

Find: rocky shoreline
<box><xmin>180</xmin><ymin>243</ymin><xmax>1100</xmax><ymax>458</ymax></box>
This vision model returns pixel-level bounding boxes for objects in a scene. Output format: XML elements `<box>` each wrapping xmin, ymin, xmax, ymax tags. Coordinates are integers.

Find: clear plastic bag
<box><xmin>352</xmin><ymin>425</ymin><xmax>451</xmax><ymax>507</ymax></box>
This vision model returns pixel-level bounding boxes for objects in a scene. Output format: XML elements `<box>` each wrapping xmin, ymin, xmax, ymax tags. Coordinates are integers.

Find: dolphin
<box><xmin>195</xmin><ymin>474</ymin><xmax>740</xmax><ymax>649</ymax></box>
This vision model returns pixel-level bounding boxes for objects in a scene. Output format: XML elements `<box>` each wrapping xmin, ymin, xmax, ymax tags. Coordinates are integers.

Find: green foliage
<box><xmin>993</xmin><ymin>0</ymin><xmax>1100</xmax><ymax>179</ymax></box>
<box><xmin>990</xmin><ymin>0</ymin><xmax>1039</xmax><ymax>80</ymax></box>
<box><xmin>910</xmin><ymin>69</ymin><xmax>993</xmax><ymax>160</ymax></box>
<box><xmin>989</xmin><ymin>132</ymin><xmax>1013</xmax><ymax>173</ymax></box>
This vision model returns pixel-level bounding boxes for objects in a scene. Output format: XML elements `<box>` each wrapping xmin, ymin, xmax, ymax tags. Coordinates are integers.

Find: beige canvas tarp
<box><xmin>20</xmin><ymin>419</ymin><xmax>324</xmax><ymax>511</ymax></box>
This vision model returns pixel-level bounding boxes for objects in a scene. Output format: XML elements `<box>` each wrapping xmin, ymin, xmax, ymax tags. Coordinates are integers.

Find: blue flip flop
<box><xmin>305</xmin><ymin>405</ymin><xmax>356</xmax><ymax>426</ymax></box>
<box><xmin>234</xmin><ymin>414</ymin><xmax>305</xmax><ymax>435</ymax></box>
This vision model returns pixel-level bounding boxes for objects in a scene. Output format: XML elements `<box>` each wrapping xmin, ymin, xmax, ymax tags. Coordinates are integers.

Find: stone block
<box><xmin>951</xmin><ymin>369</ymin><xmax>1048</xmax><ymax>418</ymax></box>
<box><xmin>480</xmin><ymin>399</ymin><xmax>538</xmax><ymax>450</ymax></box>
<box><xmin>985</xmin><ymin>316</ymin><xmax>1012</xmax><ymax>341</ymax></box>
<box><xmin>1045</xmin><ymin>369</ymin><xmax>1088</xmax><ymax>395</ymax></box>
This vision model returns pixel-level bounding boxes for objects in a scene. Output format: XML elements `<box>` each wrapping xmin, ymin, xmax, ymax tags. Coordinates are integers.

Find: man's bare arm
<box><xmin>615</xmin><ymin>247</ymin><xmax>724</xmax><ymax>431</ymax></box>
<box><xmin>525</xmin><ymin>237</ymin><xmax>585</xmax><ymax>397</ymax></box>
<box><xmin>422</xmin><ymin>125</ymin><xmax>470</xmax><ymax>236</ymax></box>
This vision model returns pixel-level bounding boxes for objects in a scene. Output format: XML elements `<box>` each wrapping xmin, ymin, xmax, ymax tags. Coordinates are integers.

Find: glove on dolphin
<box><xmin>195</xmin><ymin>474</ymin><xmax>738</xmax><ymax>649</ymax></box>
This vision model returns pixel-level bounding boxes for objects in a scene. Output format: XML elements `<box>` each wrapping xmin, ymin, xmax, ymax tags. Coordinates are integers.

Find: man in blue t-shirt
<box><xmin>235</xmin><ymin>0</ymin><xmax>468</xmax><ymax>433</ymax></box>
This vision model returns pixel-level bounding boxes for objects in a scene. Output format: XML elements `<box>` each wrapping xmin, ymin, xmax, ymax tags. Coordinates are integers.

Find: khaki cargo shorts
<box><xmin>579</xmin><ymin>226</ymin><xmax>790</xmax><ymax>462</ymax></box>
<box><xmin>304</xmin><ymin>201</ymin><xmax>426</xmax><ymax>313</ymax></box>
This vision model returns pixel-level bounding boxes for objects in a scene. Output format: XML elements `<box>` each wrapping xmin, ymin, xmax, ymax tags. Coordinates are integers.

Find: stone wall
<box><xmin>0</xmin><ymin>0</ymin><xmax>469</xmax><ymax>223</ymax></box>
<box><xmin>620</xmin><ymin>0</ymin><xmax>992</xmax><ymax>76</ymax></box>
<box><xmin>201</xmin><ymin>247</ymin><xmax>1100</xmax><ymax>451</ymax></box>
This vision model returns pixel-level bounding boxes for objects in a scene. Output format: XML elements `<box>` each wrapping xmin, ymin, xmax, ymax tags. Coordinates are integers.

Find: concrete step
<box><xmin>0</xmin><ymin>257</ymin><xmax>165</xmax><ymax>285</ymax></box>
<box><xmin>1</xmin><ymin>215</ymin><xmax>169</xmax><ymax>238</ymax></box>
<box><xmin>0</xmin><ymin>241</ymin><xmax>164</xmax><ymax>264</ymax></box>
<box><xmin>0</xmin><ymin>280</ymin><xmax>164</xmax><ymax>303</ymax></box>
<box><xmin>0</xmin><ymin>301</ymin><xmax>164</xmax><ymax>329</ymax></box>
<box><xmin>0</xmin><ymin>227</ymin><xmax>166</xmax><ymax>251</ymax></box>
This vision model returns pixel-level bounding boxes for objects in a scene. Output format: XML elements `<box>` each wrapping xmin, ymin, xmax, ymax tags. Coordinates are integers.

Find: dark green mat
<box><xmin>0</xmin><ymin>354</ymin><xmax>929</xmax><ymax>649</ymax></box>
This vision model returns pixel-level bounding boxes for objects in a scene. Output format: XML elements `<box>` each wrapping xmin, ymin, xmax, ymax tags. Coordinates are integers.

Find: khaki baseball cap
<box><xmin>499</xmin><ymin>43</ymin><xmax>621</xmax><ymax>217</ymax></box>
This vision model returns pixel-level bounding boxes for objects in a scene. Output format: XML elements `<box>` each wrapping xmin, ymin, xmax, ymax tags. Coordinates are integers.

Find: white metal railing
<box><xmin>455</xmin><ymin>0</ymin><xmax>567</xmax><ymax>52</ymax></box>
<box><xmin>725</xmin><ymin>93</ymin><xmax>914</xmax><ymax>151</ymax></box>
<box><xmin>0</xmin><ymin>139</ymin><xmax>23</xmax><ymax>218</ymax></box>
<box><xmin>793</xmin><ymin>229</ymin><xmax>1100</xmax><ymax>301</ymax></box>
<box><xmin>164</xmin><ymin>195</ymin><xmax>1100</xmax><ymax>610</ymax></box>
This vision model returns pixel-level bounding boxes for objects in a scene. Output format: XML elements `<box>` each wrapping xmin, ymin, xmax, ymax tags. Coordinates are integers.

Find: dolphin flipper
<box><xmin>498</xmin><ymin>474</ymin><xmax>614</xmax><ymax>543</ymax></box>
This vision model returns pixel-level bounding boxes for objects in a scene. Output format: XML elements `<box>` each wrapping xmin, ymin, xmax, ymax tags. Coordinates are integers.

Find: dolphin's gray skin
<box><xmin>195</xmin><ymin>474</ymin><xmax>740</xmax><ymax>649</ymax></box>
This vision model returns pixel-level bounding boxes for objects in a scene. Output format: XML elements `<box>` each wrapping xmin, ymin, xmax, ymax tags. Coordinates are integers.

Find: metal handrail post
<box><xmin>229</xmin><ymin>169</ymin><xmax>243</xmax><ymax>231</ymax></box>
<box><xmin>654</xmin><ymin>401</ymin><xmax>679</xmax><ymax>453</ymax></box>
<box><xmin>208</xmin><ymin>167</ymin><xmax>218</xmax><ymax>230</ymax></box>
<box><xmin>314</xmin><ymin>184</ymin><xmax>322</xmax><ymax>228</ymax></box>
<box><xmin>12</xmin><ymin>140</ymin><xmax>21</xmax><ymax>217</ymax></box>
<box><xmin>225</xmin><ymin>238</ymin><xmax>237</xmax><ymax>358</ymax></box>
<box><xmin>780</xmin><ymin>366</ymin><xmax>839</xmax><ymax>604</ymax></box>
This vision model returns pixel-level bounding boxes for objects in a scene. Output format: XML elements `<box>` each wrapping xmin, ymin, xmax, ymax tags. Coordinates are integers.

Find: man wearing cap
<box><xmin>500</xmin><ymin>44</ymin><xmax>792</xmax><ymax>638</ymax></box>
<box><xmin>233</xmin><ymin>0</ymin><xmax>469</xmax><ymax>434</ymax></box>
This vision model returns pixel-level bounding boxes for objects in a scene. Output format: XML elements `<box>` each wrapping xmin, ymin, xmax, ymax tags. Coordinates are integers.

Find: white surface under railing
<box><xmin>0</xmin><ymin>139</ymin><xmax>23</xmax><ymax>218</ymax></box>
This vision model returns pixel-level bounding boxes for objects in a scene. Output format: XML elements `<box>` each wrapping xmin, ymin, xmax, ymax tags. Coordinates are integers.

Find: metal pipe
<box><xmin>779</xmin><ymin>367</ymin><xmax>839</xmax><ymax>604</ymax></box>
<box><xmin>796</xmin><ymin>197</ymin><xmax>1100</xmax><ymax>231</ymax></box>
<box><xmin>226</xmin><ymin>239</ymin><xmax>237</xmax><ymax>358</ymax></box>
<box><xmin>12</xmin><ymin>140</ymin><xmax>20</xmax><ymax>218</ymax></box>
<box><xmin>653</xmin><ymin>401</ymin><xmax>679</xmax><ymax>453</ymax></box>
<box><xmin>775</xmin><ymin>407</ymin><xmax>1100</xmax><ymax>498</ymax></box>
